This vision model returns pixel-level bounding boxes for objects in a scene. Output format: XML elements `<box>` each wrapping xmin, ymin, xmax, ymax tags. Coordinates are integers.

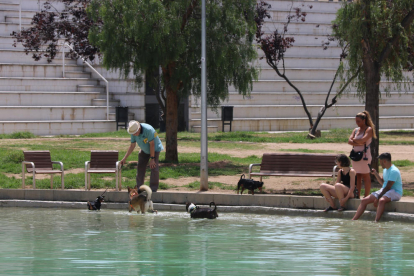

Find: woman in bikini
<box><xmin>320</xmin><ymin>154</ymin><xmax>358</xmax><ymax>212</ymax></box>
<box><xmin>348</xmin><ymin>111</ymin><xmax>376</xmax><ymax>198</ymax></box>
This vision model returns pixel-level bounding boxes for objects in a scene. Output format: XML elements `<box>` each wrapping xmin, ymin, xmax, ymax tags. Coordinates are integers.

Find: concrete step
<box><xmin>189</xmin><ymin>104</ymin><xmax>414</xmax><ymax>120</ymax></box>
<box><xmin>190</xmin><ymin>115</ymin><xmax>414</xmax><ymax>132</ymax></box>
<box><xmin>0</xmin><ymin>49</ymin><xmax>77</xmax><ymax>64</ymax></box>
<box><xmin>107</xmin><ymin>111</ymin><xmax>135</xmax><ymax>121</ymax></box>
<box><xmin>215</xmin><ymin>92</ymin><xmax>414</xmax><ymax>105</ymax></box>
<box><xmin>269</xmin><ymin>10</ymin><xmax>337</xmax><ymax>23</ymax></box>
<box><xmin>0</xmin><ymin>120</ymin><xmax>117</xmax><ymax>135</ymax></box>
<box><xmin>0</xmin><ymin>22</ymin><xmax>31</xmax><ymax>36</ymax></box>
<box><xmin>0</xmin><ymin>77</ymin><xmax>100</xmax><ymax>92</ymax></box>
<box><xmin>229</xmin><ymin>80</ymin><xmax>397</xmax><ymax>93</ymax></box>
<box><xmin>5</xmin><ymin>15</ymin><xmax>32</xmax><ymax>24</ymax></box>
<box><xmin>257</xmin><ymin>68</ymin><xmax>414</xmax><ymax>81</ymax></box>
<box><xmin>257</xmin><ymin>45</ymin><xmax>342</xmax><ymax>58</ymax></box>
<box><xmin>64</xmin><ymin>71</ymin><xmax>91</xmax><ymax>78</ymax></box>
<box><xmin>256</xmin><ymin>56</ymin><xmax>341</xmax><ymax>68</ymax></box>
<box><xmin>92</xmin><ymin>98</ymin><xmax>120</xmax><ymax>107</ymax></box>
<box><xmin>0</xmin><ymin>91</ymin><xmax>102</xmax><ymax>106</ymax></box>
<box><xmin>266</xmin><ymin>0</ymin><xmax>341</xmax><ymax>13</ymax></box>
<box><xmin>77</xmin><ymin>84</ymin><xmax>106</xmax><ymax>93</ymax></box>
<box><xmin>0</xmin><ymin>106</ymin><xmax>113</xmax><ymax>120</ymax></box>
<box><xmin>262</xmin><ymin>21</ymin><xmax>333</xmax><ymax>35</ymax></box>
<box><xmin>0</xmin><ymin>9</ymin><xmax>37</xmax><ymax>20</ymax></box>
<box><xmin>0</xmin><ymin>0</ymin><xmax>66</xmax><ymax>11</ymax></box>
<box><xmin>0</xmin><ymin>63</ymin><xmax>84</xmax><ymax>77</ymax></box>
<box><xmin>256</xmin><ymin>34</ymin><xmax>339</xmax><ymax>47</ymax></box>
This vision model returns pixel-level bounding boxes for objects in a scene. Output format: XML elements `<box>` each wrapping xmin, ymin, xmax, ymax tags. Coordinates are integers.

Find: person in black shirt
<box><xmin>320</xmin><ymin>154</ymin><xmax>358</xmax><ymax>212</ymax></box>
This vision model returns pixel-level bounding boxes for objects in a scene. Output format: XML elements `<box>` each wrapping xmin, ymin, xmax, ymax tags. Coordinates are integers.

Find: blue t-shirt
<box><xmin>382</xmin><ymin>165</ymin><xmax>403</xmax><ymax>196</ymax></box>
<box><xmin>130</xmin><ymin>123</ymin><xmax>164</xmax><ymax>154</ymax></box>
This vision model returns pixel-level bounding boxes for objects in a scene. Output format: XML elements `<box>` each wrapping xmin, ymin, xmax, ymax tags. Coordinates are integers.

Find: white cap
<box><xmin>127</xmin><ymin>120</ymin><xmax>140</xmax><ymax>135</ymax></box>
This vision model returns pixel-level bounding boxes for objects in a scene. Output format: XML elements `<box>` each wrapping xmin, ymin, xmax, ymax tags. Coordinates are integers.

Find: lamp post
<box><xmin>200</xmin><ymin>0</ymin><xmax>208</xmax><ymax>191</ymax></box>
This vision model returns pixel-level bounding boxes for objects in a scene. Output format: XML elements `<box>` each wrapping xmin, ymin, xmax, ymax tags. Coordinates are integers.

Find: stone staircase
<box><xmin>0</xmin><ymin>0</ymin><xmax>145</xmax><ymax>135</ymax></box>
<box><xmin>189</xmin><ymin>0</ymin><xmax>414</xmax><ymax>132</ymax></box>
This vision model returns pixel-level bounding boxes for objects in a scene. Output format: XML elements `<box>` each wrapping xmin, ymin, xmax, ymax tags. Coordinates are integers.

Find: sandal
<box><xmin>324</xmin><ymin>206</ymin><xmax>337</xmax><ymax>212</ymax></box>
<box><xmin>337</xmin><ymin>206</ymin><xmax>347</xmax><ymax>212</ymax></box>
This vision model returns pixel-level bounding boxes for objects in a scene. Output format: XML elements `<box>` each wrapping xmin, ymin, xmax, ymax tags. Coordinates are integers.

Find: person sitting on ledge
<box><xmin>320</xmin><ymin>154</ymin><xmax>358</xmax><ymax>212</ymax></box>
<box><xmin>352</xmin><ymin>152</ymin><xmax>403</xmax><ymax>222</ymax></box>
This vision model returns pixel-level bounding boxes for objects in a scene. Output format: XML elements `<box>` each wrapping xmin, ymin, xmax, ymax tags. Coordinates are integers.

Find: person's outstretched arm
<box><xmin>121</xmin><ymin>143</ymin><xmax>136</xmax><ymax>166</ymax></box>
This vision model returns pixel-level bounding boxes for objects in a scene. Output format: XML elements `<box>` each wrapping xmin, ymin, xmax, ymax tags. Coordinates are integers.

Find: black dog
<box><xmin>186</xmin><ymin>202</ymin><xmax>218</xmax><ymax>219</ymax></box>
<box><xmin>87</xmin><ymin>195</ymin><xmax>105</xmax><ymax>211</ymax></box>
<box><xmin>237</xmin><ymin>174</ymin><xmax>264</xmax><ymax>195</ymax></box>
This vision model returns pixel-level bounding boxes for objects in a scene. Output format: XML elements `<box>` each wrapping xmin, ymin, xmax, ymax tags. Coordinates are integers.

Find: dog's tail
<box><xmin>240</xmin><ymin>174</ymin><xmax>245</xmax><ymax>180</ymax></box>
<box><xmin>209</xmin><ymin>202</ymin><xmax>217</xmax><ymax>211</ymax></box>
<box><xmin>138</xmin><ymin>185</ymin><xmax>152</xmax><ymax>201</ymax></box>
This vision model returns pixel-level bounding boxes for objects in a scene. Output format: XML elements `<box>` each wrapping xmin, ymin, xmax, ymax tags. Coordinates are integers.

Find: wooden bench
<box><xmin>22</xmin><ymin>151</ymin><xmax>64</xmax><ymax>189</ymax></box>
<box><xmin>85</xmin><ymin>150</ymin><xmax>122</xmax><ymax>191</ymax></box>
<box><xmin>249</xmin><ymin>153</ymin><xmax>337</xmax><ymax>182</ymax></box>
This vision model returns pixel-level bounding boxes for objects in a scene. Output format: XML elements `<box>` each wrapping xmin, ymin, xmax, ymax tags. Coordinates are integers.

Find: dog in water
<box><xmin>128</xmin><ymin>185</ymin><xmax>157</xmax><ymax>214</ymax></box>
<box><xmin>87</xmin><ymin>195</ymin><xmax>104</xmax><ymax>211</ymax></box>
<box><xmin>237</xmin><ymin>174</ymin><xmax>264</xmax><ymax>195</ymax></box>
<box><xmin>186</xmin><ymin>202</ymin><xmax>218</xmax><ymax>219</ymax></box>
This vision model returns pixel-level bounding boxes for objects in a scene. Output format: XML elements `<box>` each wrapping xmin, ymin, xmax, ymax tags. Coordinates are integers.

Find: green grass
<box><xmin>185</xmin><ymin>181</ymin><xmax>235</xmax><ymax>191</ymax></box>
<box><xmin>1</xmin><ymin>129</ymin><xmax>414</xmax><ymax>192</ymax></box>
<box><xmin>0</xmin><ymin>132</ymin><xmax>37</xmax><ymax>139</ymax></box>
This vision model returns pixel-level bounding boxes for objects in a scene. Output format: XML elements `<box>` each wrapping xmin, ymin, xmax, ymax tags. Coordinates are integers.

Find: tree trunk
<box><xmin>364</xmin><ymin>62</ymin><xmax>381</xmax><ymax>173</ymax></box>
<box><xmin>164</xmin><ymin>85</ymin><xmax>179</xmax><ymax>162</ymax></box>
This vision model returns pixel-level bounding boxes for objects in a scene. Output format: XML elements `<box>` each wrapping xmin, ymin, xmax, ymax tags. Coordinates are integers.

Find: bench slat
<box><xmin>252</xmin><ymin>153</ymin><xmax>337</xmax><ymax>177</ymax></box>
<box><xmin>23</xmin><ymin>151</ymin><xmax>53</xmax><ymax>170</ymax></box>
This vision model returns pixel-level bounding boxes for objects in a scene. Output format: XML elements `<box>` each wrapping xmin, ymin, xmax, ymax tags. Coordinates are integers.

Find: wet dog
<box><xmin>87</xmin><ymin>195</ymin><xmax>104</xmax><ymax>211</ymax></box>
<box><xmin>128</xmin><ymin>185</ymin><xmax>157</xmax><ymax>214</ymax></box>
<box><xmin>237</xmin><ymin>174</ymin><xmax>264</xmax><ymax>195</ymax></box>
<box><xmin>186</xmin><ymin>202</ymin><xmax>218</xmax><ymax>219</ymax></box>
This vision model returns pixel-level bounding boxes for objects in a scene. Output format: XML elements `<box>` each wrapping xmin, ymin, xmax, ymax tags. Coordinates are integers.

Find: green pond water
<box><xmin>0</xmin><ymin>208</ymin><xmax>413</xmax><ymax>275</ymax></box>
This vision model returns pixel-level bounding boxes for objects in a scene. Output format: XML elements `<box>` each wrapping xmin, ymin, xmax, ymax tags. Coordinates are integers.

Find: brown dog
<box><xmin>128</xmin><ymin>185</ymin><xmax>157</xmax><ymax>214</ymax></box>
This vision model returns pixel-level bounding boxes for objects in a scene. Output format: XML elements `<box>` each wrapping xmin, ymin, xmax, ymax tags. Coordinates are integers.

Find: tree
<box><xmin>331</xmin><ymin>0</ymin><xmax>414</xmax><ymax>169</ymax></box>
<box><xmin>255</xmin><ymin>1</ymin><xmax>359</xmax><ymax>138</ymax></box>
<box><xmin>13</xmin><ymin>0</ymin><xmax>258</xmax><ymax>163</ymax></box>
<box><xmin>88</xmin><ymin>0</ymin><xmax>258</xmax><ymax>162</ymax></box>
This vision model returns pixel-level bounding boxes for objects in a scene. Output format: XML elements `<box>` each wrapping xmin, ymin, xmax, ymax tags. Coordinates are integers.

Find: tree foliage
<box><xmin>255</xmin><ymin>1</ymin><xmax>358</xmax><ymax>137</ymax></box>
<box><xmin>12</xmin><ymin>0</ymin><xmax>258</xmax><ymax>163</ymax></box>
<box><xmin>12</xmin><ymin>0</ymin><xmax>100</xmax><ymax>62</ymax></box>
<box><xmin>331</xmin><ymin>0</ymin><xmax>414</xmax><ymax>97</ymax></box>
<box><xmin>88</xmin><ymin>0</ymin><xmax>258</xmax><ymax>162</ymax></box>
<box><xmin>331</xmin><ymin>0</ymin><xmax>414</xmax><ymax>170</ymax></box>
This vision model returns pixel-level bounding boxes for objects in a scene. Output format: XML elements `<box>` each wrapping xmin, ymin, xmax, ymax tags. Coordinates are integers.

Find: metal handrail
<box><xmin>62</xmin><ymin>43</ymin><xmax>110</xmax><ymax>120</ymax></box>
<box><xmin>19</xmin><ymin>0</ymin><xmax>21</xmax><ymax>31</ymax></box>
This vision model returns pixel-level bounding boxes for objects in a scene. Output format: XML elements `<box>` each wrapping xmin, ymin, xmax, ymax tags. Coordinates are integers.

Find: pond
<box><xmin>0</xmin><ymin>208</ymin><xmax>413</xmax><ymax>275</ymax></box>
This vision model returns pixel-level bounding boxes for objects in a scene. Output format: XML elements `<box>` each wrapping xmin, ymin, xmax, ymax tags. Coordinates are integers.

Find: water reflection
<box><xmin>0</xmin><ymin>208</ymin><xmax>414</xmax><ymax>275</ymax></box>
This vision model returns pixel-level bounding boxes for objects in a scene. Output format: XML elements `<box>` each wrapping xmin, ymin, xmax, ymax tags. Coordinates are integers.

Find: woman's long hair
<box><xmin>356</xmin><ymin>111</ymin><xmax>377</xmax><ymax>139</ymax></box>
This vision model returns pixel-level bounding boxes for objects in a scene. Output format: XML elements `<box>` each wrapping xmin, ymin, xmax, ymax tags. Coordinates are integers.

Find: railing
<box><xmin>62</xmin><ymin>43</ymin><xmax>110</xmax><ymax>120</ymax></box>
<box><xmin>19</xmin><ymin>0</ymin><xmax>21</xmax><ymax>31</ymax></box>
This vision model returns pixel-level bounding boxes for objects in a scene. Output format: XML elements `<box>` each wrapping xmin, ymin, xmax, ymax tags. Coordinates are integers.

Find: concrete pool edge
<box><xmin>1</xmin><ymin>200</ymin><xmax>414</xmax><ymax>222</ymax></box>
<box><xmin>1</xmin><ymin>189</ymin><xmax>413</xmax><ymax>214</ymax></box>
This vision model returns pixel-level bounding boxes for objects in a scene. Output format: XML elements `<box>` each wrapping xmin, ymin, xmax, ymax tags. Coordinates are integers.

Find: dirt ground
<box><xmin>162</xmin><ymin>143</ymin><xmax>414</xmax><ymax>194</ymax></box>
<box><xmin>10</xmin><ymin>141</ymin><xmax>414</xmax><ymax>194</ymax></box>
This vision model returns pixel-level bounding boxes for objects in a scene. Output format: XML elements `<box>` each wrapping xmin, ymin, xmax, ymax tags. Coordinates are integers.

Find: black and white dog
<box><xmin>237</xmin><ymin>174</ymin><xmax>264</xmax><ymax>195</ymax></box>
<box><xmin>186</xmin><ymin>202</ymin><xmax>218</xmax><ymax>219</ymax></box>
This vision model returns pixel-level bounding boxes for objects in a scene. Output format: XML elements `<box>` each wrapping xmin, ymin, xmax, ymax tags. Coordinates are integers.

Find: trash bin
<box><xmin>221</xmin><ymin>106</ymin><xmax>233</xmax><ymax>132</ymax></box>
<box><xmin>116</xmin><ymin>106</ymin><xmax>128</xmax><ymax>130</ymax></box>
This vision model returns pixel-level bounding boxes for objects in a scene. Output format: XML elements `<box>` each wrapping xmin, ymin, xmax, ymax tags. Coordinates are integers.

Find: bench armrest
<box><xmin>248</xmin><ymin>163</ymin><xmax>261</xmax><ymax>179</ymax></box>
<box><xmin>52</xmin><ymin>161</ymin><xmax>64</xmax><ymax>171</ymax></box>
<box><xmin>22</xmin><ymin>161</ymin><xmax>35</xmax><ymax>189</ymax></box>
<box><xmin>333</xmin><ymin>165</ymin><xmax>337</xmax><ymax>183</ymax></box>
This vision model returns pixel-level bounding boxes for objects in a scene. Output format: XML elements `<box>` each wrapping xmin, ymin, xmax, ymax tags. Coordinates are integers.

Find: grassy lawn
<box><xmin>1</xmin><ymin>129</ymin><xmax>414</xmax><ymax>194</ymax></box>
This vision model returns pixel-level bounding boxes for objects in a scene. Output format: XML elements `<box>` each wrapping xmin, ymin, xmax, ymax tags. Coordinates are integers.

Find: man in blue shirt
<box><xmin>352</xmin><ymin>152</ymin><xmax>403</xmax><ymax>222</ymax></box>
<box><xmin>120</xmin><ymin>120</ymin><xmax>164</xmax><ymax>192</ymax></box>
